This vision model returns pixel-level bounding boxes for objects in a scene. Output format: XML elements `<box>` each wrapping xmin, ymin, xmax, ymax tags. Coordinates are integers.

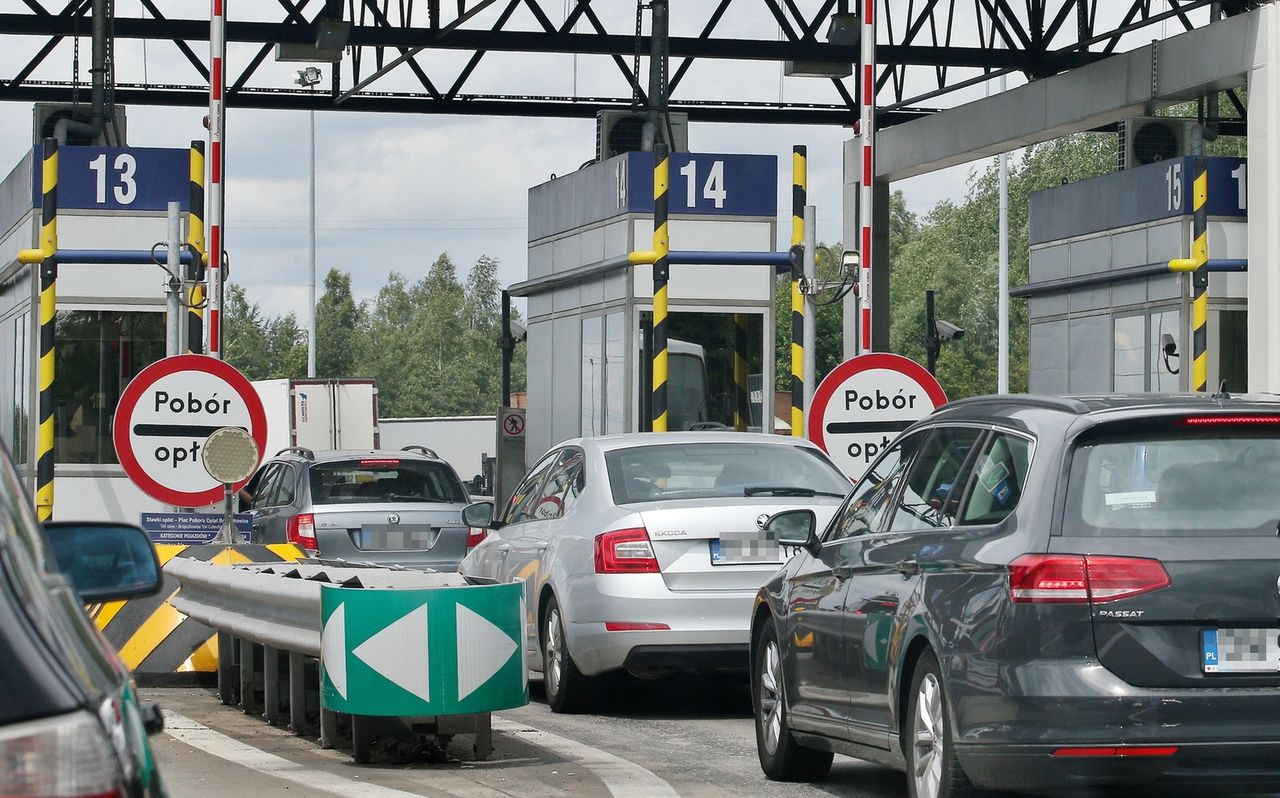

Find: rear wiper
<box><xmin>744</xmin><ymin>486</ymin><xmax>844</xmax><ymax>498</ymax></box>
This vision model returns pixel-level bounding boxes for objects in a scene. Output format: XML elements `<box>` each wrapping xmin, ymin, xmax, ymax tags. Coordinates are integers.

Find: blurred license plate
<box><xmin>710</xmin><ymin>535</ymin><xmax>784</xmax><ymax>565</ymax></box>
<box><xmin>1202</xmin><ymin>628</ymin><xmax>1280</xmax><ymax>673</ymax></box>
<box><xmin>358</xmin><ymin>525</ymin><xmax>433</xmax><ymax>551</ymax></box>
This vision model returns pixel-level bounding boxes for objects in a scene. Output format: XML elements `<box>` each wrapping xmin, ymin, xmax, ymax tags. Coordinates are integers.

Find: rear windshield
<box><xmin>310</xmin><ymin>458</ymin><xmax>466</xmax><ymax>505</ymax></box>
<box><xmin>1064</xmin><ymin>423</ymin><xmax>1280</xmax><ymax>537</ymax></box>
<box><xmin>604</xmin><ymin>442</ymin><xmax>851</xmax><ymax>505</ymax></box>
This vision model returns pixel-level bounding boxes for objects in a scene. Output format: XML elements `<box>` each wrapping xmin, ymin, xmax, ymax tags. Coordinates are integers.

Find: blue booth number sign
<box><xmin>32</xmin><ymin>145</ymin><xmax>190</xmax><ymax>213</ymax></box>
<box><xmin>622</xmin><ymin>152</ymin><xmax>777</xmax><ymax>218</ymax></box>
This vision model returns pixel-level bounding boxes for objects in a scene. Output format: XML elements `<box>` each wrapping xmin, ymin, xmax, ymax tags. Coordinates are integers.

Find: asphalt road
<box><xmin>141</xmin><ymin>674</ymin><xmax>1271</xmax><ymax>798</ymax></box>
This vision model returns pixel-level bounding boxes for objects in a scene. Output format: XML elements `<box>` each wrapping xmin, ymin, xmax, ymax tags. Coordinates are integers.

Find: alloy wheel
<box><xmin>545</xmin><ymin>607</ymin><xmax>564</xmax><ymax>697</ymax></box>
<box><xmin>757</xmin><ymin>638</ymin><xmax>784</xmax><ymax>756</ymax></box>
<box><xmin>912</xmin><ymin>672</ymin><xmax>945</xmax><ymax>798</ymax></box>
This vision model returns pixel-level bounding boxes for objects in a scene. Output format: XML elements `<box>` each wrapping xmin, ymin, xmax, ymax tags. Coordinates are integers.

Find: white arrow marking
<box><xmin>320</xmin><ymin>603</ymin><xmax>347</xmax><ymax>700</ymax></box>
<box><xmin>352</xmin><ymin>604</ymin><xmax>430</xmax><ymax>702</ymax></box>
<box><xmin>456</xmin><ymin>603</ymin><xmax>518</xmax><ymax>701</ymax></box>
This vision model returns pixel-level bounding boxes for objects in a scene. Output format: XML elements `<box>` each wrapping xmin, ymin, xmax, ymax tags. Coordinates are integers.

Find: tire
<box><xmin>752</xmin><ymin>622</ymin><xmax>834</xmax><ymax>782</ymax></box>
<box><xmin>542</xmin><ymin>597</ymin><xmax>588</xmax><ymax>713</ymax></box>
<box><xmin>905</xmin><ymin>651</ymin><xmax>975</xmax><ymax>798</ymax></box>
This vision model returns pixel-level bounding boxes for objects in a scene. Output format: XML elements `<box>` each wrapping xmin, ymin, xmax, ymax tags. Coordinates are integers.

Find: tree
<box><xmin>222</xmin><ymin>283</ymin><xmax>272</xmax><ymax>380</ymax></box>
<box><xmin>315</xmin><ymin>269</ymin><xmax>365</xmax><ymax>379</ymax></box>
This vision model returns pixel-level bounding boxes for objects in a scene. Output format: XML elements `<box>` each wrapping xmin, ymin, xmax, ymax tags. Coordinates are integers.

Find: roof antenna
<box><xmin>1211</xmin><ymin>380</ymin><xmax>1230</xmax><ymax>405</ymax></box>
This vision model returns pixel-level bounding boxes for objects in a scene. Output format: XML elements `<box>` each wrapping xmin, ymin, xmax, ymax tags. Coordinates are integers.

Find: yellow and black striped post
<box><xmin>733</xmin><ymin>313</ymin><xmax>750</xmax><ymax>431</ymax></box>
<box><xmin>652</xmin><ymin>144</ymin><xmax>670</xmax><ymax>432</ymax></box>
<box><xmin>18</xmin><ymin>139</ymin><xmax>58</xmax><ymax>521</ymax></box>
<box><xmin>1169</xmin><ymin>157</ymin><xmax>1209</xmax><ymax>392</ymax></box>
<box><xmin>1189</xmin><ymin>157</ymin><xmax>1209</xmax><ymax>392</ymax></box>
<box><xmin>187</xmin><ymin>141</ymin><xmax>206</xmax><ymax>355</ymax></box>
<box><xmin>790</xmin><ymin>146</ymin><xmax>806</xmax><ymax>438</ymax></box>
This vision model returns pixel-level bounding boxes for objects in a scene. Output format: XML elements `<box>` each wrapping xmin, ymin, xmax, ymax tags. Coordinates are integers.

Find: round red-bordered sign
<box><xmin>112</xmin><ymin>355</ymin><xmax>268</xmax><ymax>506</ymax></box>
<box><xmin>808</xmin><ymin>353</ymin><xmax>947</xmax><ymax>477</ymax></box>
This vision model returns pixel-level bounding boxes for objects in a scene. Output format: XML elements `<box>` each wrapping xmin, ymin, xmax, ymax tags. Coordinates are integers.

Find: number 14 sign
<box><xmin>622</xmin><ymin>151</ymin><xmax>777</xmax><ymax>218</ymax></box>
<box><xmin>32</xmin><ymin>145</ymin><xmax>190</xmax><ymax>213</ymax></box>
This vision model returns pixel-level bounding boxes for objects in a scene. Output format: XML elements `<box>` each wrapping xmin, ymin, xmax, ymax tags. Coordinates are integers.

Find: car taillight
<box><xmin>466</xmin><ymin>528</ymin><xmax>487</xmax><ymax>549</ymax></box>
<box><xmin>0</xmin><ymin>710</ymin><xmax>125</xmax><ymax>798</ymax></box>
<box><xmin>286</xmin><ymin>513</ymin><xmax>318</xmax><ymax>552</ymax></box>
<box><xmin>1178</xmin><ymin>415</ymin><xmax>1280</xmax><ymax>426</ymax></box>
<box><xmin>1009</xmin><ymin>554</ymin><xmax>1169</xmax><ymax>604</ymax></box>
<box><xmin>594</xmin><ymin>527</ymin><xmax>659</xmax><ymax>574</ymax></box>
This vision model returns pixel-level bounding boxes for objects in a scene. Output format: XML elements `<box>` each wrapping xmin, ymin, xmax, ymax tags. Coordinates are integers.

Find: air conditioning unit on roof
<box><xmin>596</xmin><ymin>111</ymin><xmax>688</xmax><ymax>162</ymax></box>
<box><xmin>32</xmin><ymin>103</ymin><xmax>127</xmax><ymax>146</ymax></box>
<box><xmin>1118</xmin><ymin>117</ymin><xmax>1192</xmax><ymax>170</ymax></box>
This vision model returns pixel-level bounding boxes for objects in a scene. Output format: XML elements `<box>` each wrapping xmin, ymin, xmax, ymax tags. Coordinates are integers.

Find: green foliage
<box><xmin>889</xmin><ymin>133</ymin><xmax>1114</xmax><ymax>398</ymax></box>
<box><xmin>224</xmin><ymin>253</ymin><xmax>522</xmax><ymax>417</ymax></box>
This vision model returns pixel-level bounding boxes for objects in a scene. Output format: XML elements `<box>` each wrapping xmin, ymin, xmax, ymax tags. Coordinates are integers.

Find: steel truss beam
<box><xmin>0</xmin><ymin>1</ymin><xmax>1228</xmax><ymax>128</ymax></box>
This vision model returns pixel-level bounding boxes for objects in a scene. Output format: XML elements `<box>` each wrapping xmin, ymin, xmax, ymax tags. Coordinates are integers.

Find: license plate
<box><xmin>358</xmin><ymin>525</ymin><xmax>434</xmax><ymax>551</ymax></box>
<box><xmin>710</xmin><ymin>535</ymin><xmax>785</xmax><ymax>566</ymax></box>
<box><xmin>1202</xmin><ymin>628</ymin><xmax>1280</xmax><ymax>673</ymax></box>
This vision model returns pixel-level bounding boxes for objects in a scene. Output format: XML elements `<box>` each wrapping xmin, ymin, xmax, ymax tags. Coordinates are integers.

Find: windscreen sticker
<box><xmin>978</xmin><ymin>460</ymin><xmax>1010</xmax><ymax>493</ymax></box>
<box><xmin>1104</xmin><ymin>490</ymin><xmax>1157</xmax><ymax>507</ymax></box>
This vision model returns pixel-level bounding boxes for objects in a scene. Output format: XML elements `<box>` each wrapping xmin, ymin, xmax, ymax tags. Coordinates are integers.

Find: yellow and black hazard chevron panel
<box><xmin>91</xmin><ymin>543</ymin><xmax>305</xmax><ymax>676</ymax></box>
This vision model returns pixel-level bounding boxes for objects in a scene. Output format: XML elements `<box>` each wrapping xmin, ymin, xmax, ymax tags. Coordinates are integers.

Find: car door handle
<box><xmin>833</xmin><ymin>564</ymin><xmax>854</xmax><ymax>580</ymax></box>
<box><xmin>497</xmin><ymin>544</ymin><xmax>511</xmax><ymax>555</ymax></box>
<box><xmin>896</xmin><ymin>558</ymin><xmax>920</xmax><ymax>577</ymax></box>
<box><xmin>535</xmin><ymin>541</ymin><xmax>549</xmax><ymax>551</ymax></box>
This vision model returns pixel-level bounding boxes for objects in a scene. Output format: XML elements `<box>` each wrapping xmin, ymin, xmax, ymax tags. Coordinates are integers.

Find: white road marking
<box><xmin>162</xmin><ymin>711</ymin><xmax>505</xmax><ymax>798</ymax></box>
<box><xmin>163</xmin><ymin>710</ymin><xmax>677</xmax><ymax>798</ymax></box>
<box><xmin>491</xmin><ymin>716</ymin><xmax>678</xmax><ymax>797</ymax></box>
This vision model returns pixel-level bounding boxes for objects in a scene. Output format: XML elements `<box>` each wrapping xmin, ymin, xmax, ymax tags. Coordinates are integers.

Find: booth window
<box><xmin>9</xmin><ymin>312</ymin><xmax>31</xmax><ymax>465</ymax></box>
<box><xmin>1112</xmin><ymin>314</ymin><xmax>1145</xmax><ymax>392</ymax></box>
<box><xmin>54</xmin><ymin>311</ymin><xmax>165</xmax><ymax>464</ymax></box>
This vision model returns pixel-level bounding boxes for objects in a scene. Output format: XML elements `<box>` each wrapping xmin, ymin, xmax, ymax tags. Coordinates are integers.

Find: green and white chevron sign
<box><xmin>320</xmin><ymin>581</ymin><xmax>528</xmax><ymax>716</ymax></box>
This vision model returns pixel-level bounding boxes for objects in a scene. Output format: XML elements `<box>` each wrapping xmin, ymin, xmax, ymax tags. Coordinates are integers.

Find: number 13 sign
<box><xmin>32</xmin><ymin>144</ymin><xmax>190</xmax><ymax>213</ymax></box>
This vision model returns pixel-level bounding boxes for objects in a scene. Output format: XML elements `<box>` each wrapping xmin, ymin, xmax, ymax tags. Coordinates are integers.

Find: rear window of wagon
<box><xmin>1063</xmin><ymin>418</ymin><xmax>1280</xmax><ymax>537</ymax></box>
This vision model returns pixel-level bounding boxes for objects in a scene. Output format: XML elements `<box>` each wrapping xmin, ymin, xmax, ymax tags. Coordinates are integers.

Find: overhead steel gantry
<box><xmin>0</xmin><ymin>0</ymin><xmax>1256</xmax><ymax>128</ymax></box>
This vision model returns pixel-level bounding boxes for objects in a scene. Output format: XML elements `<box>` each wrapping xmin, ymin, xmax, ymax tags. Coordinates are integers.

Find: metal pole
<box><xmin>790</xmin><ymin>146</ymin><xmax>807</xmax><ymax>438</ymax></box>
<box><xmin>306</xmin><ymin>107</ymin><xmax>317</xmax><ymax>378</ymax></box>
<box><xmin>1191</xmin><ymin>156</ymin><xmax>1209</xmax><ymax>392</ymax></box>
<box><xmin>501</xmin><ymin>290</ymin><xmax>513</xmax><ymax>406</ymax></box>
<box><xmin>998</xmin><ymin>95</ymin><xmax>1010</xmax><ymax>393</ymax></box>
<box><xmin>803</xmin><ymin>204</ymin><xmax>817</xmax><ymax>421</ymax></box>
<box><xmin>925</xmin><ymin>289</ymin><xmax>939</xmax><ymax>376</ymax></box>
<box><xmin>207</xmin><ymin>0</ymin><xmax>226</xmax><ymax>359</ymax></box>
<box><xmin>166</xmin><ymin>202</ymin><xmax>182</xmax><ymax>359</ymax></box>
<box><xmin>858</xmin><ymin>0</ymin><xmax>877</xmax><ymax>353</ymax></box>
<box><xmin>651</xmin><ymin>143</ymin><xmax>670</xmax><ymax>432</ymax></box>
<box><xmin>842</xmin><ymin>138</ymin><xmax>859</xmax><ymax>361</ymax></box>
<box><xmin>188</xmin><ymin>140</ymin><xmax>206</xmax><ymax>354</ymax></box>
<box><xmin>18</xmin><ymin>139</ymin><xmax>58</xmax><ymax>521</ymax></box>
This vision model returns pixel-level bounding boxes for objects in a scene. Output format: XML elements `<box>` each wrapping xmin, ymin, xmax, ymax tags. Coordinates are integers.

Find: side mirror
<box><xmin>43</xmin><ymin>522</ymin><xmax>162</xmax><ymax>603</ymax></box>
<box><xmin>462</xmin><ymin>501</ymin><xmax>498</xmax><ymax>530</ymax></box>
<box><xmin>765</xmin><ymin>509</ymin><xmax>819</xmax><ymax>554</ymax></box>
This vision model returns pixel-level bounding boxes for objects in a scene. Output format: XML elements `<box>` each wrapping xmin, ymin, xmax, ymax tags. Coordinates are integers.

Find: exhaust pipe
<box><xmin>54</xmin><ymin>0</ymin><xmax>109</xmax><ymax>145</ymax></box>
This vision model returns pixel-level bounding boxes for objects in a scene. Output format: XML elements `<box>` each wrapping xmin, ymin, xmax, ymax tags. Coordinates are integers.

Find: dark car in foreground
<box><xmin>0</xmin><ymin>442</ymin><xmax>167</xmax><ymax>796</ymax></box>
<box><xmin>242</xmin><ymin>446</ymin><xmax>473</xmax><ymax>570</ymax></box>
<box><xmin>751</xmin><ymin>393</ymin><xmax>1280</xmax><ymax>797</ymax></box>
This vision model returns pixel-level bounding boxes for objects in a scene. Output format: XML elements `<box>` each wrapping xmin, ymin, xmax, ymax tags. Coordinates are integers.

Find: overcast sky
<box><xmin>0</xmin><ymin>1</ymin><xmax>1194</xmax><ymax>320</ymax></box>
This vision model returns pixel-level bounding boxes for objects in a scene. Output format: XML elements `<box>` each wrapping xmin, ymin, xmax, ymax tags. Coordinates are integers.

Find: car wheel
<box><xmin>753</xmin><ymin>622</ymin><xmax>833</xmax><ymax>782</ymax></box>
<box><xmin>542</xmin><ymin>597</ymin><xmax>588</xmax><ymax>713</ymax></box>
<box><xmin>906</xmin><ymin>651</ymin><xmax>974</xmax><ymax>798</ymax></box>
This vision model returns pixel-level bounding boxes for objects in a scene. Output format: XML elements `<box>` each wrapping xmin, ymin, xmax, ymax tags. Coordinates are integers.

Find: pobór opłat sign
<box><xmin>113</xmin><ymin>355</ymin><xmax>268</xmax><ymax>506</ymax></box>
<box><xmin>808</xmin><ymin>353</ymin><xmax>947</xmax><ymax>480</ymax></box>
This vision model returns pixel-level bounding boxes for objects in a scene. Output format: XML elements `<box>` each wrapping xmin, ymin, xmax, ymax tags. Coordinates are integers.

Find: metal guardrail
<box><xmin>164</xmin><ymin>557</ymin><xmax>490</xmax><ymax>762</ymax></box>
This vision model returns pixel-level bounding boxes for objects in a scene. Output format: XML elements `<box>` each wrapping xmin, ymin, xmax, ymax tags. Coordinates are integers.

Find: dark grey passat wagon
<box><xmin>750</xmin><ymin>394</ymin><xmax>1280</xmax><ymax>797</ymax></box>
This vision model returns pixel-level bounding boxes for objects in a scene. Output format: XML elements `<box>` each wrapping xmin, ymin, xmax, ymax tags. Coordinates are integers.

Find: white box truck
<box><xmin>251</xmin><ymin>379</ymin><xmax>379</xmax><ymax>459</ymax></box>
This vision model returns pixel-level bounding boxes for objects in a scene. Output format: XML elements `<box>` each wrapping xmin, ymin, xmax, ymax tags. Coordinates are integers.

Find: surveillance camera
<box><xmin>841</xmin><ymin>251</ymin><xmax>860</xmax><ymax>281</ymax></box>
<box><xmin>935</xmin><ymin>319</ymin><xmax>965</xmax><ymax>342</ymax></box>
<box><xmin>1161</xmin><ymin>333</ymin><xmax>1178</xmax><ymax>358</ymax></box>
<box><xmin>507</xmin><ymin>319</ymin><xmax>528</xmax><ymax>343</ymax></box>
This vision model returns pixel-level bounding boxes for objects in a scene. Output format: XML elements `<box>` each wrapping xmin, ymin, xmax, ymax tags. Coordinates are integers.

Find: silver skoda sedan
<box><xmin>458</xmin><ymin>432</ymin><xmax>850</xmax><ymax>712</ymax></box>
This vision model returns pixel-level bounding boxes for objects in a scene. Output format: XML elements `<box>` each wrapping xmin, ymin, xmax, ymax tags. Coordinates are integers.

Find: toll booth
<box><xmin>0</xmin><ymin>107</ymin><xmax>192</xmax><ymax>522</ymax></box>
<box><xmin>512</xmin><ymin>152</ymin><xmax>780</xmax><ymax>460</ymax></box>
<box><xmin>1018</xmin><ymin>156</ymin><xmax>1248</xmax><ymax>393</ymax></box>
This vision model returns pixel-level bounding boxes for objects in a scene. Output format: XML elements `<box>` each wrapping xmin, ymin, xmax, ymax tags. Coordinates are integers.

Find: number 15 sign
<box><xmin>32</xmin><ymin>144</ymin><xmax>190</xmax><ymax>213</ymax></box>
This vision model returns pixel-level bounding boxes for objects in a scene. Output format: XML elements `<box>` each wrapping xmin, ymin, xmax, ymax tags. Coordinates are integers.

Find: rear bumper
<box><xmin>958</xmin><ymin>742</ymin><xmax>1280</xmax><ymax>792</ymax></box>
<box><xmin>561</xmin><ymin>572</ymin><xmax>758</xmax><ymax>675</ymax></box>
